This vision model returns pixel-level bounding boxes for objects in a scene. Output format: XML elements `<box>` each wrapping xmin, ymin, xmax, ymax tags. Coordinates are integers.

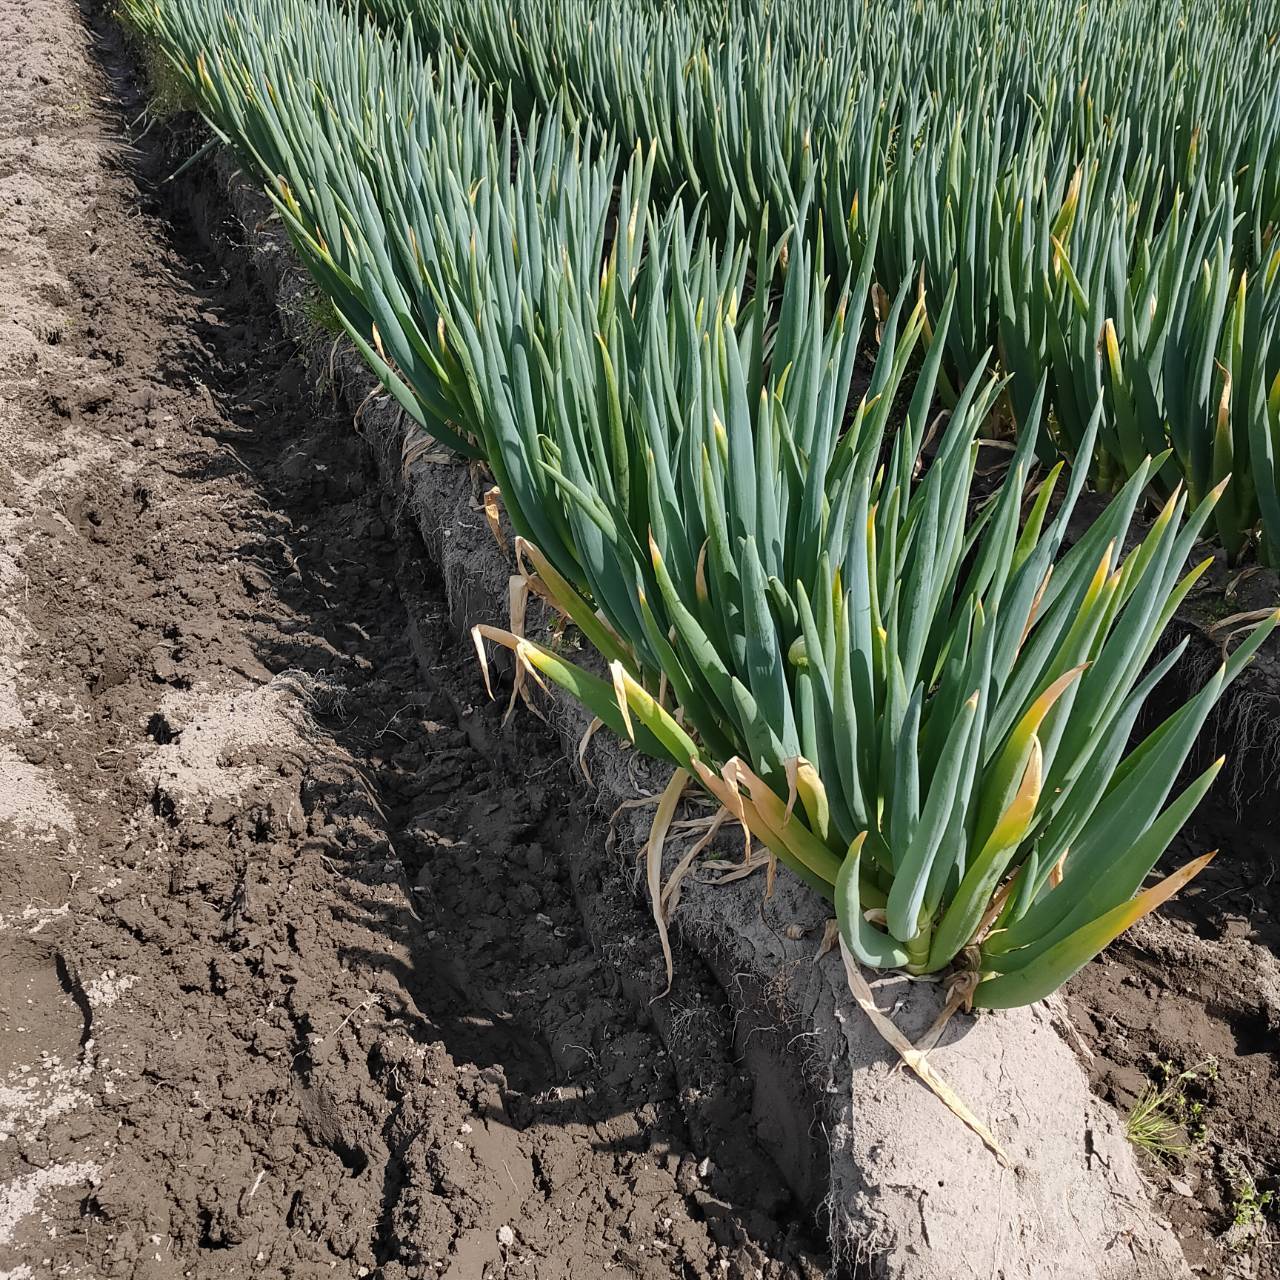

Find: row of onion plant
<box><xmin>365</xmin><ymin>0</ymin><xmax>1280</xmax><ymax>565</ymax></box>
<box><xmin>123</xmin><ymin>0</ymin><xmax>1276</xmax><ymax>1007</ymax></box>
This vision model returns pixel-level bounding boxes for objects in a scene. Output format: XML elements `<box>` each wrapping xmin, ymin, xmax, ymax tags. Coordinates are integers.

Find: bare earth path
<box><xmin>0</xmin><ymin>1</ymin><xmax>827</xmax><ymax>1277</ymax></box>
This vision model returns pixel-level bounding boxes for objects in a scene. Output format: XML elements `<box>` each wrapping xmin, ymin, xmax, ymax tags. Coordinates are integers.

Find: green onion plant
<box><xmin>125</xmin><ymin>0</ymin><xmax>1278</xmax><ymax>1010</ymax></box>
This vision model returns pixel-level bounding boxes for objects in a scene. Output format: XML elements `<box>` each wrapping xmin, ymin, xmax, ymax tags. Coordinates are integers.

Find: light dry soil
<box><xmin>0</xmin><ymin>1</ymin><xmax>828</xmax><ymax>1276</ymax></box>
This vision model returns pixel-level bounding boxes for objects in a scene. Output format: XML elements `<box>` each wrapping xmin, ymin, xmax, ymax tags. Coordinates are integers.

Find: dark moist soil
<box><xmin>0</xmin><ymin>1</ymin><xmax>828</xmax><ymax>1276</ymax></box>
<box><xmin>1067</xmin><ymin>800</ymin><xmax>1280</xmax><ymax>1279</ymax></box>
<box><xmin>1056</xmin><ymin>527</ymin><xmax>1280</xmax><ymax>1277</ymax></box>
<box><xmin>1</xmin><ymin>3</ymin><xmax>1279</xmax><ymax>1280</ymax></box>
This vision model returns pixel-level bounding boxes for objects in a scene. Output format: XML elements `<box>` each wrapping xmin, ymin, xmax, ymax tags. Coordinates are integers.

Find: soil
<box><xmin>0</xmin><ymin>2</ymin><xmax>828</xmax><ymax>1277</ymax></box>
<box><xmin>0</xmin><ymin>1</ymin><xmax>1277</xmax><ymax>1279</ymax></box>
<box><xmin>1067</xmin><ymin>802</ymin><xmax>1280</xmax><ymax>1278</ymax></box>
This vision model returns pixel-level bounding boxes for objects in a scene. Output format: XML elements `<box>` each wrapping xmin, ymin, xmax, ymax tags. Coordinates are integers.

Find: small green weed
<box><xmin>1125</xmin><ymin>1057</ymin><xmax>1218</xmax><ymax>1160</ymax></box>
<box><xmin>1229</xmin><ymin>1165</ymin><xmax>1274</xmax><ymax>1233</ymax></box>
<box><xmin>295</xmin><ymin>288</ymin><xmax>345</xmax><ymax>340</ymax></box>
